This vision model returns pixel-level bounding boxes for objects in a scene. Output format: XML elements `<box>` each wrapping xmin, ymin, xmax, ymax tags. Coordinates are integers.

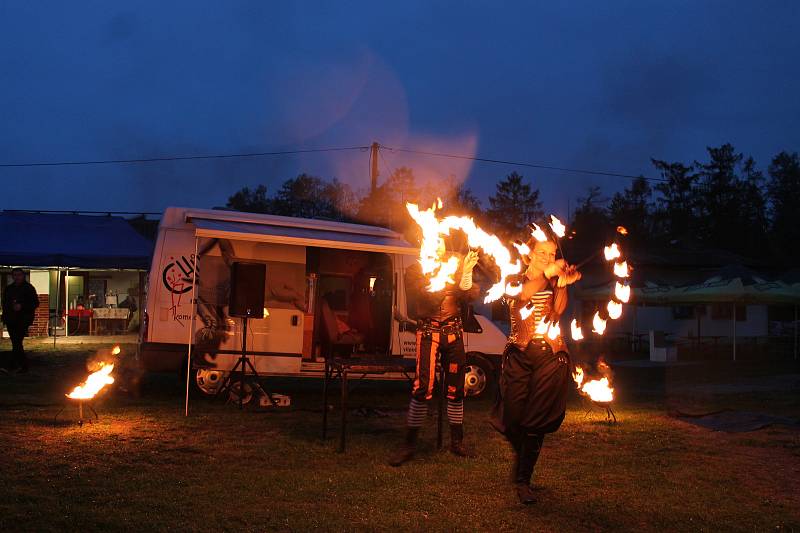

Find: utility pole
<box><xmin>370</xmin><ymin>142</ymin><xmax>380</xmax><ymax>194</ymax></box>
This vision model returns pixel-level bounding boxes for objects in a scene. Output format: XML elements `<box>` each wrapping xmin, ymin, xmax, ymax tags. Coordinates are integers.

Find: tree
<box><xmin>651</xmin><ymin>160</ymin><xmax>699</xmax><ymax>243</ymax></box>
<box><xmin>269</xmin><ymin>174</ymin><xmax>357</xmax><ymax>221</ymax></box>
<box><xmin>226</xmin><ymin>185</ymin><xmax>273</xmax><ymax>214</ymax></box>
<box><xmin>767</xmin><ymin>151</ymin><xmax>800</xmax><ymax>263</ymax></box>
<box><xmin>568</xmin><ymin>186</ymin><xmax>610</xmax><ymax>251</ymax></box>
<box><xmin>356</xmin><ymin>166</ymin><xmax>420</xmax><ymax>231</ymax></box>
<box><xmin>738</xmin><ymin>157</ymin><xmax>769</xmax><ymax>256</ymax></box>
<box><xmin>323</xmin><ymin>178</ymin><xmax>360</xmax><ymax>221</ymax></box>
<box><xmin>691</xmin><ymin>144</ymin><xmax>770</xmax><ymax>257</ymax></box>
<box><xmin>486</xmin><ymin>172</ymin><xmax>543</xmax><ymax>241</ymax></box>
<box><xmin>436</xmin><ymin>176</ymin><xmax>483</xmax><ymax>221</ymax></box>
<box><xmin>694</xmin><ymin>144</ymin><xmax>743</xmax><ymax>250</ymax></box>
<box><xmin>607</xmin><ymin>177</ymin><xmax>653</xmax><ymax>246</ymax></box>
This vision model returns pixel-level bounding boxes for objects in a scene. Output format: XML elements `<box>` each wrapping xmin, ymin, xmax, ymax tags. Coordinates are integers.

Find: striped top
<box><xmin>508</xmin><ymin>289</ymin><xmax>559</xmax><ymax>350</ymax></box>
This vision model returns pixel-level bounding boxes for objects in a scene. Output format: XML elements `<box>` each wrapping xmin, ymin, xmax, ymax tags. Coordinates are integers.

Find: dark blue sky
<box><xmin>1</xmin><ymin>1</ymin><xmax>798</xmax><ymax>216</ymax></box>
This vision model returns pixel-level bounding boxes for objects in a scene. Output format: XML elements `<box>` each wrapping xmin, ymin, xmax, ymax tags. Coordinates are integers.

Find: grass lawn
<box><xmin>1</xmin><ymin>339</ymin><xmax>799</xmax><ymax>532</ymax></box>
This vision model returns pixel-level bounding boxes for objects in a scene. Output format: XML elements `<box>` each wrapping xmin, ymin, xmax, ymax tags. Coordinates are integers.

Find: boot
<box><xmin>449</xmin><ymin>424</ymin><xmax>474</xmax><ymax>458</ymax></box>
<box><xmin>505</xmin><ymin>428</ymin><xmax>524</xmax><ymax>484</ymax></box>
<box><xmin>389</xmin><ymin>427</ymin><xmax>419</xmax><ymax>467</ymax></box>
<box><xmin>514</xmin><ymin>433</ymin><xmax>544</xmax><ymax>505</ymax></box>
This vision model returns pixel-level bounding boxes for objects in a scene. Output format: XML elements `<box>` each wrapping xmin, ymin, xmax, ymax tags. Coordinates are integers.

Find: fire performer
<box><xmin>389</xmin><ymin>243</ymin><xmax>480</xmax><ymax>466</ymax></box>
<box><xmin>491</xmin><ymin>235</ymin><xmax>581</xmax><ymax>504</ymax></box>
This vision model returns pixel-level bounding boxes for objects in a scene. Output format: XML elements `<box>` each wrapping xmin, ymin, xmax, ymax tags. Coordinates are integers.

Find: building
<box><xmin>0</xmin><ymin>211</ymin><xmax>155</xmax><ymax>337</ymax></box>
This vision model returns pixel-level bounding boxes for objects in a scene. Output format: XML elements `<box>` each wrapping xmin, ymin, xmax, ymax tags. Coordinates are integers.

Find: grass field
<box><xmin>1</xmin><ymin>339</ymin><xmax>799</xmax><ymax>532</ymax></box>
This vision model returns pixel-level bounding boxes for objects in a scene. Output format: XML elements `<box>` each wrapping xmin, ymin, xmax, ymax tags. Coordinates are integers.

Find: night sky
<box><xmin>1</xmin><ymin>1</ymin><xmax>798</xmax><ymax>216</ymax></box>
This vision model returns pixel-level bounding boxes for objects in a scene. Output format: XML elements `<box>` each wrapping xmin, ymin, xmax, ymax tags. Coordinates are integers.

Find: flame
<box><xmin>512</xmin><ymin>241</ymin><xmax>530</xmax><ymax>256</ymax></box>
<box><xmin>616</xmin><ymin>226</ymin><xmax>628</xmax><ymax>235</ymax></box>
<box><xmin>547</xmin><ymin>321</ymin><xmax>561</xmax><ymax>340</ymax></box>
<box><xmin>406</xmin><ymin>201</ymin><xmax>448</xmax><ymax>289</ymax></box>
<box><xmin>520</xmin><ymin>302</ymin><xmax>535</xmax><ymax>321</ymax></box>
<box><xmin>549</xmin><ymin>215</ymin><xmax>566</xmax><ymax>238</ymax></box>
<box><xmin>66</xmin><ymin>363</ymin><xmax>115</xmax><ymax>400</ymax></box>
<box><xmin>572</xmin><ymin>365</ymin><xmax>585</xmax><ymax>387</ymax></box>
<box><xmin>535</xmin><ymin>316</ymin><xmax>549</xmax><ymax>335</ymax></box>
<box><xmin>572</xmin><ymin>364</ymin><xmax>615</xmax><ymax>402</ymax></box>
<box><xmin>407</xmin><ymin>201</ymin><xmax>522</xmax><ymax>303</ymax></box>
<box><xmin>613</xmin><ymin>261</ymin><xmax>629</xmax><ymax>278</ymax></box>
<box><xmin>615</xmin><ymin>282</ymin><xmax>630</xmax><ymax>303</ymax></box>
<box><xmin>604</xmin><ymin>243</ymin><xmax>621</xmax><ymax>261</ymax></box>
<box><xmin>581</xmin><ymin>377</ymin><xmax>614</xmax><ymax>403</ymax></box>
<box><xmin>427</xmin><ymin>256</ymin><xmax>459</xmax><ymax>292</ymax></box>
<box><xmin>505</xmin><ymin>282</ymin><xmax>522</xmax><ymax>297</ymax></box>
<box><xmin>592</xmin><ymin>312</ymin><xmax>607</xmax><ymax>335</ymax></box>
<box><xmin>607</xmin><ymin>300</ymin><xmax>623</xmax><ymax>320</ymax></box>
<box><xmin>530</xmin><ymin>223</ymin><xmax>548</xmax><ymax>242</ymax></box>
<box><xmin>570</xmin><ymin>319</ymin><xmax>584</xmax><ymax>340</ymax></box>
<box><xmin>111</xmin><ymin>345</ymin><xmax>121</xmax><ymax>355</ymax></box>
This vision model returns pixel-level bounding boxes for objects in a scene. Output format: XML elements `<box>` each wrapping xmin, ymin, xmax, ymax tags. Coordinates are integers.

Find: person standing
<box><xmin>491</xmin><ymin>237</ymin><xmax>581</xmax><ymax>504</ymax></box>
<box><xmin>2</xmin><ymin>268</ymin><xmax>40</xmax><ymax>373</ymax></box>
<box><xmin>390</xmin><ymin>245</ymin><xmax>480</xmax><ymax>466</ymax></box>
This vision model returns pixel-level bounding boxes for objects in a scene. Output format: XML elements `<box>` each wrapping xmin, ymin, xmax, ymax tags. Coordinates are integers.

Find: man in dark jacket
<box><xmin>2</xmin><ymin>268</ymin><xmax>39</xmax><ymax>373</ymax></box>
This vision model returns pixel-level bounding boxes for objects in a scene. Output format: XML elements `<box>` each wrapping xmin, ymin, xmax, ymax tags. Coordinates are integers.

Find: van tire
<box><xmin>464</xmin><ymin>353</ymin><xmax>496</xmax><ymax>398</ymax></box>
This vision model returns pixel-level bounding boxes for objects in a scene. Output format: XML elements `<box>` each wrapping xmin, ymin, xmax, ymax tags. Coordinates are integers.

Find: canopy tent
<box><xmin>0</xmin><ymin>211</ymin><xmax>154</xmax><ymax>342</ymax></box>
<box><xmin>576</xmin><ymin>265</ymin><xmax>800</xmax><ymax>360</ymax></box>
<box><xmin>576</xmin><ymin>280</ymin><xmax>687</xmax><ymax>304</ymax></box>
<box><xmin>0</xmin><ymin>212</ymin><xmax>154</xmax><ymax>269</ymax></box>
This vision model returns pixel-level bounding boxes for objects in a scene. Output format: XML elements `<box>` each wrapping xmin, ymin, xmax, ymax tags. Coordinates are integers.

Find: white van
<box><xmin>139</xmin><ymin>207</ymin><xmax>507</xmax><ymax>397</ymax></box>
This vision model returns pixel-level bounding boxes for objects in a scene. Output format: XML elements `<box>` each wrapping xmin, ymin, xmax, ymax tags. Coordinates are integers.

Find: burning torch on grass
<box><xmin>57</xmin><ymin>345</ymin><xmax>119</xmax><ymax>426</ymax></box>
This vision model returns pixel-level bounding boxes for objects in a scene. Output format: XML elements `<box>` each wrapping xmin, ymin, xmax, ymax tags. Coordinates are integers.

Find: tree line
<box><xmin>226</xmin><ymin>143</ymin><xmax>800</xmax><ymax>265</ymax></box>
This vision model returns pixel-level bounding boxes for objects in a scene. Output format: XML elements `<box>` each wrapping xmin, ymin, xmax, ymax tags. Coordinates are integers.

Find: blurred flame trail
<box><xmin>535</xmin><ymin>316</ymin><xmax>549</xmax><ymax>335</ymax></box>
<box><xmin>592</xmin><ymin>312</ymin><xmax>607</xmax><ymax>335</ymax></box>
<box><xmin>570</xmin><ymin>319</ymin><xmax>584</xmax><ymax>340</ymax></box>
<box><xmin>520</xmin><ymin>302</ymin><xmax>535</xmax><ymax>321</ymax></box>
<box><xmin>513</xmin><ymin>241</ymin><xmax>530</xmax><ymax>256</ymax></box>
<box><xmin>549</xmin><ymin>215</ymin><xmax>566</xmax><ymax>238</ymax></box>
<box><xmin>406</xmin><ymin>201</ymin><xmax>522</xmax><ymax>302</ymax></box>
<box><xmin>505</xmin><ymin>282</ymin><xmax>523</xmax><ymax>297</ymax></box>
<box><xmin>607</xmin><ymin>300</ymin><xmax>623</xmax><ymax>320</ymax></box>
<box><xmin>604</xmin><ymin>243</ymin><xmax>621</xmax><ymax>261</ymax></box>
<box><xmin>530</xmin><ymin>223</ymin><xmax>548</xmax><ymax>242</ymax></box>
<box><xmin>615</xmin><ymin>282</ymin><xmax>631</xmax><ymax>303</ymax></box>
<box><xmin>547</xmin><ymin>321</ymin><xmax>561</xmax><ymax>340</ymax></box>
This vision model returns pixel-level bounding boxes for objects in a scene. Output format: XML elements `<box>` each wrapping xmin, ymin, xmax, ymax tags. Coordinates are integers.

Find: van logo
<box><xmin>162</xmin><ymin>255</ymin><xmax>198</xmax><ymax>294</ymax></box>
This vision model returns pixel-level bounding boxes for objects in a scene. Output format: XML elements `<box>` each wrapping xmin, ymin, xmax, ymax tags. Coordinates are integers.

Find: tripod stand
<box><xmin>216</xmin><ymin>315</ymin><xmax>277</xmax><ymax>409</ymax></box>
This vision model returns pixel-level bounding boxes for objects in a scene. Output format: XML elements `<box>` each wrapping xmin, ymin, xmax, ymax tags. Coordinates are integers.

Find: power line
<box><xmin>0</xmin><ymin>146</ymin><xmax>370</xmax><ymax>168</ymax></box>
<box><xmin>0</xmin><ymin>141</ymin><xmax>667</xmax><ymax>183</ymax></box>
<box><xmin>381</xmin><ymin>146</ymin><xmax>667</xmax><ymax>183</ymax></box>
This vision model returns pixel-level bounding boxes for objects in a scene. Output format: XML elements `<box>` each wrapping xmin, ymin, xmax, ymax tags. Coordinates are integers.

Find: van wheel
<box><xmin>464</xmin><ymin>353</ymin><xmax>495</xmax><ymax>398</ymax></box>
<box><xmin>194</xmin><ymin>368</ymin><xmax>227</xmax><ymax>396</ymax></box>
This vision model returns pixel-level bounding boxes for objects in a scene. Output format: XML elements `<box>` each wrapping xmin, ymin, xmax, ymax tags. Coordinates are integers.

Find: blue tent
<box><xmin>0</xmin><ymin>212</ymin><xmax>154</xmax><ymax>269</ymax></box>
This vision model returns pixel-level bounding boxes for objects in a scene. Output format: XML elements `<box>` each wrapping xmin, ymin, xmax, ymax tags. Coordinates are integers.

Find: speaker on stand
<box><xmin>217</xmin><ymin>262</ymin><xmax>275</xmax><ymax>409</ymax></box>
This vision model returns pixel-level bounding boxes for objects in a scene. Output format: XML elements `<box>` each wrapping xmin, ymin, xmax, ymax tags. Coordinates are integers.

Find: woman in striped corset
<box><xmin>491</xmin><ymin>237</ymin><xmax>581</xmax><ymax>504</ymax></box>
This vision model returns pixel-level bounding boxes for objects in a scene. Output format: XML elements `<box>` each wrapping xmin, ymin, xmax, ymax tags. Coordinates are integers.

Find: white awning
<box><xmin>191</xmin><ymin>218</ymin><xmax>418</xmax><ymax>255</ymax></box>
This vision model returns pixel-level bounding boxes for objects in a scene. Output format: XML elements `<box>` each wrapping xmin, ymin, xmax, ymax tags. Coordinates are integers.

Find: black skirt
<box><xmin>491</xmin><ymin>342</ymin><xmax>572</xmax><ymax>435</ymax></box>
